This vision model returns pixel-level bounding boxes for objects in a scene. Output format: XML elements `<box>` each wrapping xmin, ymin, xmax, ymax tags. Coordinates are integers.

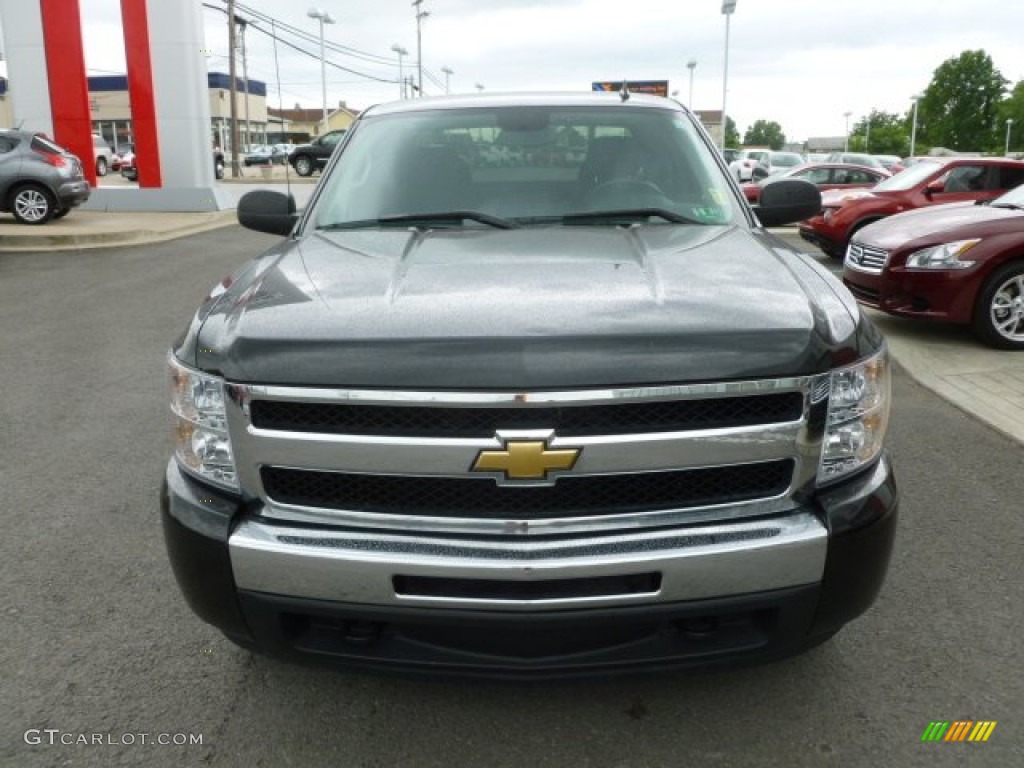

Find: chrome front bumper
<box><xmin>229</xmin><ymin>511</ymin><xmax>827</xmax><ymax>611</ymax></box>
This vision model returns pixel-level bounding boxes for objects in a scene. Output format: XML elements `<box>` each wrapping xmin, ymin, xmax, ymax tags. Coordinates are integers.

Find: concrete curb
<box><xmin>0</xmin><ymin>210</ymin><xmax>238</xmax><ymax>252</ymax></box>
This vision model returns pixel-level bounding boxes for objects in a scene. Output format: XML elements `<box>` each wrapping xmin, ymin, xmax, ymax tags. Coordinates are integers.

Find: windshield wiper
<box><xmin>319</xmin><ymin>211</ymin><xmax>519</xmax><ymax>230</ymax></box>
<box><xmin>561</xmin><ymin>208</ymin><xmax>701</xmax><ymax>226</ymax></box>
<box><xmin>989</xmin><ymin>202</ymin><xmax>1024</xmax><ymax>211</ymax></box>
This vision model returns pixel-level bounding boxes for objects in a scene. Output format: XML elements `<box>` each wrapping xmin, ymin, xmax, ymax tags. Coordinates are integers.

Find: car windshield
<box><xmin>310</xmin><ymin>105</ymin><xmax>739</xmax><ymax>230</ymax></box>
<box><xmin>771</xmin><ymin>153</ymin><xmax>802</xmax><ymax>167</ymax></box>
<box><xmin>872</xmin><ymin>160</ymin><xmax>944</xmax><ymax>191</ymax></box>
<box><xmin>991</xmin><ymin>183</ymin><xmax>1024</xmax><ymax>207</ymax></box>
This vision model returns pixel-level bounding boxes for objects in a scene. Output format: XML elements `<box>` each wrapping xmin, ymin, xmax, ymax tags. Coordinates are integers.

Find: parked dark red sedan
<box><xmin>741</xmin><ymin>162</ymin><xmax>889</xmax><ymax>204</ymax></box>
<box><xmin>800</xmin><ymin>157</ymin><xmax>1024</xmax><ymax>258</ymax></box>
<box><xmin>842</xmin><ymin>184</ymin><xmax>1024</xmax><ymax>348</ymax></box>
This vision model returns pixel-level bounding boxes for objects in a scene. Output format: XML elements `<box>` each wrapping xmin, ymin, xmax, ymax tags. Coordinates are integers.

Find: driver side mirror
<box><xmin>924</xmin><ymin>179</ymin><xmax>945</xmax><ymax>197</ymax></box>
<box><xmin>237</xmin><ymin>190</ymin><xmax>298</xmax><ymax>237</ymax></box>
<box><xmin>754</xmin><ymin>179</ymin><xmax>821</xmax><ymax>227</ymax></box>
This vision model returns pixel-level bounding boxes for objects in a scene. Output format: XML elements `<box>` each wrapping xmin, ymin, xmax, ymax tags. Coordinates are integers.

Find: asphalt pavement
<box><xmin>0</xmin><ymin>226</ymin><xmax>1020</xmax><ymax>767</ymax></box>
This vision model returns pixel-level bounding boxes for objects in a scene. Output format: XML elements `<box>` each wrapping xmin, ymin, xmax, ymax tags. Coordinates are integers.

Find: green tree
<box><xmin>848</xmin><ymin>110</ymin><xmax>911</xmax><ymax>156</ymax></box>
<box><xmin>743</xmin><ymin>119</ymin><xmax>785</xmax><ymax>150</ymax></box>
<box><xmin>996</xmin><ymin>80</ymin><xmax>1024</xmax><ymax>154</ymax></box>
<box><xmin>918</xmin><ymin>50</ymin><xmax>1008</xmax><ymax>151</ymax></box>
<box><xmin>724</xmin><ymin>116</ymin><xmax>740</xmax><ymax>149</ymax></box>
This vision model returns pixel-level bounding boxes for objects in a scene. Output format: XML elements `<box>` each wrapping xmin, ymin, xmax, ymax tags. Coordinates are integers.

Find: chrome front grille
<box><xmin>845</xmin><ymin>242</ymin><xmax>889</xmax><ymax>273</ymax></box>
<box><xmin>259</xmin><ymin>460</ymin><xmax>795</xmax><ymax>519</ymax></box>
<box><xmin>225</xmin><ymin>379</ymin><xmax>827</xmax><ymax>536</ymax></box>
<box><xmin>248</xmin><ymin>393</ymin><xmax>804</xmax><ymax>437</ymax></box>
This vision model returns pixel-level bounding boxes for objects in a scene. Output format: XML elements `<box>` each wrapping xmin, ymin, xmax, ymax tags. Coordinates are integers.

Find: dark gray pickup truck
<box><xmin>163</xmin><ymin>92</ymin><xmax>898</xmax><ymax>677</ymax></box>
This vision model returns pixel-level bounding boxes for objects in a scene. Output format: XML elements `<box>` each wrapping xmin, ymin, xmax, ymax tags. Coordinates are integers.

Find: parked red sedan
<box><xmin>742</xmin><ymin>162</ymin><xmax>889</xmax><ymax>204</ymax></box>
<box><xmin>799</xmin><ymin>157</ymin><xmax>1024</xmax><ymax>258</ymax></box>
<box><xmin>842</xmin><ymin>184</ymin><xmax>1024</xmax><ymax>348</ymax></box>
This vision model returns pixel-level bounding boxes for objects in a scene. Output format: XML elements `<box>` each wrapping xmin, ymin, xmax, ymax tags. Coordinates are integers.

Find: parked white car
<box><xmin>729</xmin><ymin>149</ymin><xmax>770</xmax><ymax>181</ymax></box>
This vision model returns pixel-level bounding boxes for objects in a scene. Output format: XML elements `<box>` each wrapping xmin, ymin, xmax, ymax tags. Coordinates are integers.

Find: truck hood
<box><xmin>855</xmin><ymin>201</ymin><xmax>1021</xmax><ymax>249</ymax></box>
<box><xmin>194</xmin><ymin>225</ymin><xmax>867</xmax><ymax>388</ymax></box>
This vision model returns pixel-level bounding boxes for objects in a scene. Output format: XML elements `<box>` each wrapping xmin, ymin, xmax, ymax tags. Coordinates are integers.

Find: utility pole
<box><xmin>413</xmin><ymin>0</ymin><xmax>429</xmax><ymax>97</ymax></box>
<box><xmin>239</xmin><ymin>16</ymin><xmax>252</xmax><ymax>151</ymax></box>
<box><xmin>227</xmin><ymin>0</ymin><xmax>241</xmax><ymax>177</ymax></box>
<box><xmin>441</xmin><ymin>66</ymin><xmax>453</xmax><ymax>94</ymax></box>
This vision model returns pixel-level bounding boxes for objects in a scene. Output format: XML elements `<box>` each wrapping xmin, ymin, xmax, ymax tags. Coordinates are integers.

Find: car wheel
<box><xmin>52</xmin><ymin>207</ymin><xmax>71</xmax><ymax>220</ymax></box>
<box><xmin>96</xmin><ymin>157</ymin><xmax>108</xmax><ymax>177</ymax></box>
<box><xmin>215</xmin><ymin>160</ymin><xmax>225</xmax><ymax>180</ymax></box>
<box><xmin>972</xmin><ymin>261</ymin><xmax>1024</xmax><ymax>349</ymax></box>
<box><xmin>9</xmin><ymin>184</ymin><xmax>57</xmax><ymax>225</ymax></box>
<box><xmin>294</xmin><ymin>155</ymin><xmax>314</xmax><ymax>177</ymax></box>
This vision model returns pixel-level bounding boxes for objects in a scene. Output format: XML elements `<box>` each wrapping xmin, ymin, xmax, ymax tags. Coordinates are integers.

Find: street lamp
<box><xmin>909</xmin><ymin>93</ymin><xmax>923</xmax><ymax>158</ymax></box>
<box><xmin>1006</xmin><ymin>118</ymin><xmax>1015</xmax><ymax>156</ymax></box>
<box><xmin>843</xmin><ymin>111</ymin><xmax>852</xmax><ymax>152</ymax></box>
<box><xmin>307</xmin><ymin>7</ymin><xmax>335</xmax><ymax>135</ymax></box>
<box><xmin>686</xmin><ymin>59</ymin><xmax>697</xmax><ymax>110</ymax></box>
<box><xmin>412</xmin><ymin>0</ymin><xmax>429</xmax><ymax>98</ymax></box>
<box><xmin>720</xmin><ymin>1</ymin><xmax>736</xmax><ymax>149</ymax></box>
<box><xmin>391</xmin><ymin>44</ymin><xmax>408</xmax><ymax>99</ymax></box>
<box><xmin>441</xmin><ymin>66</ymin><xmax>453</xmax><ymax>94</ymax></box>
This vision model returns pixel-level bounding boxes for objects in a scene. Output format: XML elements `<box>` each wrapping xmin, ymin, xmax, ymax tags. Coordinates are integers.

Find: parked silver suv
<box><xmin>93</xmin><ymin>133</ymin><xmax>114</xmax><ymax>177</ymax></box>
<box><xmin>0</xmin><ymin>130</ymin><xmax>90</xmax><ymax>224</ymax></box>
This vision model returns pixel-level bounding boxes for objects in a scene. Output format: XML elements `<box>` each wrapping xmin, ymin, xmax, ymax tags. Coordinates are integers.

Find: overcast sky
<box><xmin>6</xmin><ymin>0</ymin><xmax>1024</xmax><ymax>141</ymax></box>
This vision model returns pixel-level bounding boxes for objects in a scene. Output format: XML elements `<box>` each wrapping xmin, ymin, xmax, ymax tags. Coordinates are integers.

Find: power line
<box><xmin>201</xmin><ymin>2</ymin><xmax>397</xmax><ymax>84</ymax></box>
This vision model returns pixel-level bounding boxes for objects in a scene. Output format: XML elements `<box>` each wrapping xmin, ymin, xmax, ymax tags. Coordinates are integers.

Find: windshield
<box><xmin>310</xmin><ymin>105</ymin><xmax>739</xmax><ymax>229</ymax></box>
<box><xmin>771</xmin><ymin>152</ymin><xmax>802</xmax><ymax>167</ymax></box>
<box><xmin>872</xmin><ymin>160</ymin><xmax>944</xmax><ymax>191</ymax></box>
<box><xmin>992</xmin><ymin>182</ymin><xmax>1024</xmax><ymax>207</ymax></box>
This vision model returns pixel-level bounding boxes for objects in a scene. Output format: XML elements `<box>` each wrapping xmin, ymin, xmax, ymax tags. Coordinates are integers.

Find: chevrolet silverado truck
<box><xmin>163</xmin><ymin>92</ymin><xmax>898</xmax><ymax>677</ymax></box>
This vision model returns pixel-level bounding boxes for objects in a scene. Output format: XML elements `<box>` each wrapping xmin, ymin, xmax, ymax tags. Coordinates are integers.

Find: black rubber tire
<box><xmin>214</xmin><ymin>159</ymin><xmax>225</xmax><ymax>180</ymax></box>
<box><xmin>9</xmin><ymin>184</ymin><xmax>57</xmax><ymax>225</ymax></box>
<box><xmin>971</xmin><ymin>260</ymin><xmax>1024</xmax><ymax>349</ymax></box>
<box><xmin>96</xmin><ymin>157</ymin><xmax>108</xmax><ymax>177</ymax></box>
<box><xmin>293</xmin><ymin>155</ymin><xmax>314</xmax><ymax>177</ymax></box>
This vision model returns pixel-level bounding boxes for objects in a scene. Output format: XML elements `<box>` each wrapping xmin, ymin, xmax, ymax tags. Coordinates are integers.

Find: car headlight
<box><xmin>818</xmin><ymin>346</ymin><xmax>891</xmax><ymax>485</ymax></box>
<box><xmin>168</xmin><ymin>353</ymin><xmax>238</xmax><ymax>490</ymax></box>
<box><xmin>905</xmin><ymin>239</ymin><xmax>979</xmax><ymax>269</ymax></box>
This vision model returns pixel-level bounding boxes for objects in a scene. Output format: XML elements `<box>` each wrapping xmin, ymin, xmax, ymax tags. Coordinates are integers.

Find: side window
<box><xmin>322</xmin><ymin>131</ymin><xmax>345</xmax><ymax>148</ymax></box>
<box><xmin>799</xmin><ymin>168</ymin><xmax>830</xmax><ymax>184</ymax></box>
<box><xmin>943</xmin><ymin>165</ymin><xmax>987</xmax><ymax>192</ymax></box>
<box><xmin>998</xmin><ymin>166</ymin><xmax>1024</xmax><ymax>190</ymax></box>
<box><xmin>846</xmin><ymin>169</ymin><xmax>874</xmax><ymax>184</ymax></box>
<box><xmin>0</xmin><ymin>137</ymin><xmax>18</xmax><ymax>154</ymax></box>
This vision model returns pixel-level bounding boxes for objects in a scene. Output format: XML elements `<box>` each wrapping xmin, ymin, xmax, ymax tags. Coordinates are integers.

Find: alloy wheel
<box><xmin>12</xmin><ymin>187</ymin><xmax>54</xmax><ymax>224</ymax></box>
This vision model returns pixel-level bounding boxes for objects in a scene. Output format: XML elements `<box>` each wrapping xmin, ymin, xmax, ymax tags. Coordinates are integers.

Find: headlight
<box><xmin>168</xmin><ymin>353</ymin><xmax>238</xmax><ymax>490</ymax></box>
<box><xmin>905</xmin><ymin>239</ymin><xmax>979</xmax><ymax>269</ymax></box>
<box><xmin>818</xmin><ymin>346</ymin><xmax>891</xmax><ymax>485</ymax></box>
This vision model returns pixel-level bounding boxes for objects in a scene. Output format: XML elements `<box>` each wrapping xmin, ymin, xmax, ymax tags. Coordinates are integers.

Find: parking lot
<box><xmin>0</xmin><ymin>224</ymin><xmax>1021</xmax><ymax>767</ymax></box>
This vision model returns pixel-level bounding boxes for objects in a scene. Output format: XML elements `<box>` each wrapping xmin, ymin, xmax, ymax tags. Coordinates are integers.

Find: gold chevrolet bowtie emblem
<box><xmin>472</xmin><ymin>439</ymin><xmax>581</xmax><ymax>481</ymax></box>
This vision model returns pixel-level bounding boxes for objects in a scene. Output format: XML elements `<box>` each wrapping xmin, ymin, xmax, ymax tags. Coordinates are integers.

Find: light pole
<box><xmin>720</xmin><ymin>1</ymin><xmax>736</xmax><ymax>149</ymax></box>
<box><xmin>1006</xmin><ymin>118</ymin><xmax>1015</xmax><ymax>156</ymax></box>
<box><xmin>843</xmin><ymin>111</ymin><xmax>852</xmax><ymax>152</ymax></box>
<box><xmin>686</xmin><ymin>59</ymin><xmax>697</xmax><ymax>110</ymax></box>
<box><xmin>909</xmin><ymin>93</ymin><xmax>923</xmax><ymax>158</ymax></box>
<box><xmin>865</xmin><ymin>113</ymin><xmax>870</xmax><ymax>152</ymax></box>
<box><xmin>307</xmin><ymin>7</ymin><xmax>335</xmax><ymax>135</ymax></box>
<box><xmin>441</xmin><ymin>66</ymin><xmax>453</xmax><ymax>94</ymax></box>
<box><xmin>391</xmin><ymin>44</ymin><xmax>408</xmax><ymax>99</ymax></box>
<box><xmin>412</xmin><ymin>0</ymin><xmax>429</xmax><ymax>98</ymax></box>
